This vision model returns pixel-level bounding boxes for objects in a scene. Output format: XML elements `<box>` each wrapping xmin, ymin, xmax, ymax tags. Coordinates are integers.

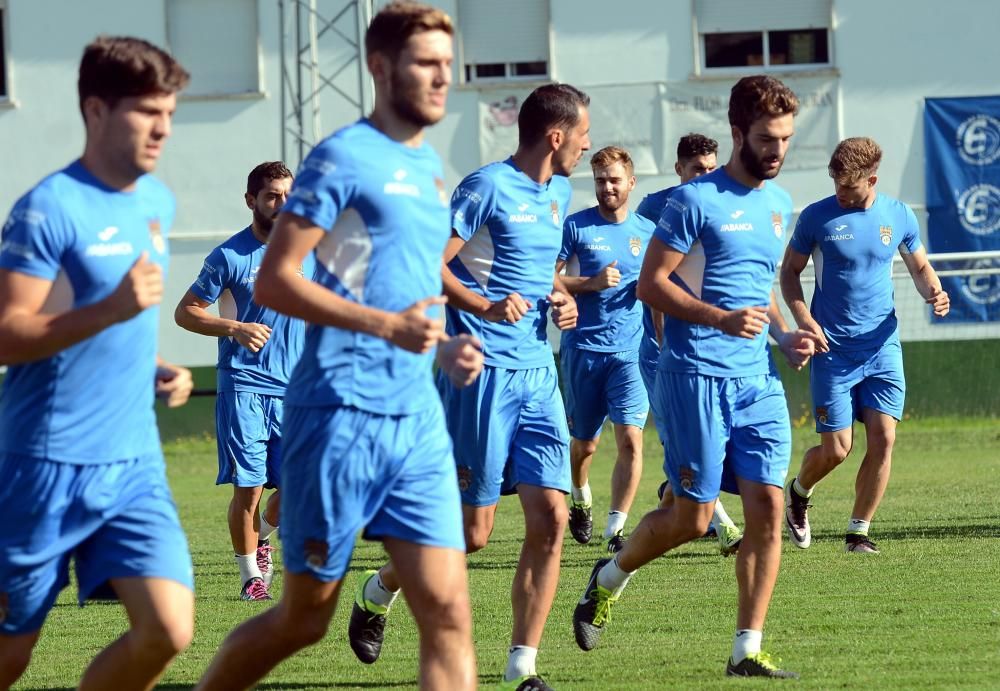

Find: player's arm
<box><xmin>549</xmin><ymin>271</ymin><xmax>577</xmax><ymax>330</ymax></box>
<box><xmin>441</xmin><ymin>232</ymin><xmax>530</xmax><ymax>323</ymax></box>
<box><xmin>766</xmin><ymin>290</ymin><xmax>818</xmax><ymax>370</ymax></box>
<box><xmin>555</xmin><ymin>259</ymin><xmax>621</xmax><ymax>294</ymax></box>
<box><xmin>650</xmin><ymin>307</ymin><xmax>665</xmax><ymax>347</ymax></box>
<box><xmin>174</xmin><ymin>290</ymin><xmax>271</xmax><ymax>353</ymax></box>
<box><xmin>900</xmin><ymin>246</ymin><xmax>950</xmax><ymax>317</ymax></box>
<box><xmin>779</xmin><ymin>245</ymin><xmax>829</xmax><ymax>352</ymax></box>
<box><xmin>636</xmin><ymin>236</ymin><xmax>768</xmax><ymax>339</ymax></box>
<box><xmin>155</xmin><ymin>353</ymin><xmax>193</xmax><ymax>408</ymax></box>
<box><xmin>0</xmin><ymin>253</ymin><xmax>162</xmax><ymax>366</ymax></box>
<box><xmin>256</xmin><ymin>212</ymin><xmax>444</xmax><ymax>354</ymax></box>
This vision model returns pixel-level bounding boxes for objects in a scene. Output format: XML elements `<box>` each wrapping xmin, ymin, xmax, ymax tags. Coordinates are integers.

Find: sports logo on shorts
<box><xmin>880</xmin><ymin>225</ymin><xmax>893</xmax><ymax>246</ymax></box>
<box><xmin>304</xmin><ymin>538</ymin><xmax>329</xmax><ymax>570</ymax></box>
<box><xmin>815</xmin><ymin>406</ymin><xmax>829</xmax><ymax>424</ymax></box>
<box><xmin>679</xmin><ymin>466</ymin><xmax>695</xmax><ymax>491</ymax></box>
<box><xmin>551</xmin><ymin>201</ymin><xmax>561</xmax><ymax>227</ymax></box>
<box><xmin>149</xmin><ymin>218</ymin><xmax>166</xmax><ymax>254</ymax></box>
<box><xmin>457</xmin><ymin>465</ymin><xmax>473</xmax><ymax>492</ymax></box>
<box><xmin>771</xmin><ymin>211</ymin><xmax>784</xmax><ymax>238</ymax></box>
<box><xmin>629</xmin><ymin>237</ymin><xmax>642</xmax><ymax>257</ymax></box>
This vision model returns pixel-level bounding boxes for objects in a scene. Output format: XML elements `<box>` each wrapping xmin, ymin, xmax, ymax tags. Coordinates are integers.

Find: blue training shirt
<box><xmin>635</xmin><ymin>186</ymin><xmax>678</xmax><ymax>365</ymax></box>
<box><xmin>655</xmin><ymin>167</ymin><xmax>792</xmax><ymax>377</ymax></box>
<box><xmin>190</xmin><ymin>226</ymin><xmax>314</xmax><ymax>396</ymax></box>
<box><xmin>0</xmin><ymin>160</ymin><xmax>174</xmax><ymax>464</ymax></box>
<box><xmin>447</xmin><ymin>158</ymin><xmax>572</xmax><ymax>369</ymax></box>
<box><xmin>280</xmin><ymin>118</ymin><xmax>450</xmax><ymax>415</ymax></box>
<box><xmin>558</xmin><ymin>206</ymin><xmax>655</xmax><ymax>352</ymax></box>
<box><xmin>790</xmin><ymin>193</ymin><xmax>921</xmax><ymax>351</ymax></box>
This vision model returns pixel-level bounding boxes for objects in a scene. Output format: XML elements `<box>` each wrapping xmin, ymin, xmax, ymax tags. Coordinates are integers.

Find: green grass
<box><xmin>15</xmin><ymin>412</ymin><xmax>1000</xmax><ymax>690</ymax></box>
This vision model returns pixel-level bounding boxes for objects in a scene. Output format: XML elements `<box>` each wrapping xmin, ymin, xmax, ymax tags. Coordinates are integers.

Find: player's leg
<box><xmin>603</xmin><ymin>351</ymin><xmax>648</xmax><ymax>551</ymax></box>
<box><xmin>256</xmin><ymin>396</ymin><xmax>285</xmax><ymax>588</ymax></box>
<box><xmin>79</xmin><ymin>577</ymin><xmax>193</xmax><ymax>691</ymax></box>
<box><xmin>196</xmin><ymin>573</ymin><xmax>343</xmax><ymax>690</ymax></box>
<box><xmin>0</xmin><ymin>631</ymin><xmax>40</xmax><ymax>688</ymax></box>
<box><xmin>726</xmin><ymin>374</ymin><xmax>797</xmax><ymax>679</ymax></box>
<box><xmin>257</xmin><ymin>489</ymin><xmax>280</xmax><ymax>587</ymax></box>
<box><xmin>562</xmin><ymin>346</ymin><xmax>607</xmax><ymax>545</ymax></box>
<box><xmin>383</xmin><ymin>539</ymin><xmax>475</xmax><ymax>689</ymax></box>
<box><xmin>231</xmin><ymin>485</ymin><xmax>268</xmax><ymax>598</ymax></box>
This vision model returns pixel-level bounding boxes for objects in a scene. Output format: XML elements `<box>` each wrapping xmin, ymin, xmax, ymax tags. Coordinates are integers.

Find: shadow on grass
<box><xmin>810</xmin><ymin>522</ymin><xmax>1000</xmax><ymax>541</ymax></box>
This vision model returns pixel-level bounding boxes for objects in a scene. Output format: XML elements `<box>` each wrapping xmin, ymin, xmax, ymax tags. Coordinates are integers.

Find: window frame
<box><xmin>698</xmin><ymin>27</ymin><xmax>832</xmax><ymax>74</ymax></box>
<box><xmin>457</xmin><ymin>0</ymin><xmax>551</xmax><ymax>86</ymax></box>
<box><xmin>0</xmin><ymin>0</ymin><xmax>10</xmax><ymax>103</ymax></box>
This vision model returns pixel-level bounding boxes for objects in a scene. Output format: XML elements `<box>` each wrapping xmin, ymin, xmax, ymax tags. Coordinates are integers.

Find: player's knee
<box><xmin>867</xmin><ymin>429</ymin><xmax>895</xmax><ymax>458</ymax></box>
<box><xmin>825</xmin><ymin>439</ymin><xmax>852</xmax><ymax>465</ymax></box>
<box><xmin>571</xmin><ymin>438</ymin><xmax>599</xmax><ymax>461</ymax></box>
<box><xmin>416</xmin><ymin>588</ymin><xmax>471</xmax><ymax>639</ymax></box>
<box><xmin>524</xmin><ymin>500</ymin><xmax>568</xmax><ymax>548</ymax></box>
<box><xmin>0</xmin><ymin>640</ymin><xmax>35</xmax><ymax>686</ymax></box>
<box><xmin>464</xmin><ymin>523</ymin><xmax>492</xmax><ymax>553</ymax></box>
<box><xmin>132</xmin><ymin>616</ymin><xmax>193</xmax><ymax>664</ymax></box>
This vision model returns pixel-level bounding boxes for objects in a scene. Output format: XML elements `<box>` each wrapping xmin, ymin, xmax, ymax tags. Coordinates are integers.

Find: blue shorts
<box><xmin>810</xmin><ymin>338</ymin><xmax>905</xmax><ymax>432</ymax></box>
<box><xmin>656</xmin><ymin>371</ymin><xmax>791</xmax><ymax>503</ymax></box>
<box><xmin>561</xmin><ymin>348</ymin><xmax>649</xmax><ymax>440</ymax></box>
<box><xmin>0</xmin><ymin>453</ymin><xmax>194</xmax><ymax>635</ymax></box>
<box><xmin>279</xmin><ymin>403</ymin><xmax>464</xmax><ymax>582</ymax></box>
<box><xmin>638</xmin><ymin>351</ymin><xmax>667</xmax><ymax>445</ymax></box>
<box><xmin>439</xmin><ymin>364</ymin><xmax>570</xmax><ymax>506</ymax></box>
<box><xmin>216</xmin><ymin>390</ymin><xmax>283</xmax><ymax>488</ymax></box>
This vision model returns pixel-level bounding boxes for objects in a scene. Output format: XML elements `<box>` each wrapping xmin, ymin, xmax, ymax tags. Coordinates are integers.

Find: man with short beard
<box><xmin>554</xmin><ymin>146</ymin><xmax>654</xmax><ymax>555</ymax></box>
<box><xmin>174</xmin><ymin>161</ymin><xmax>309</xmax><ymax>601</ymax></box>
<box><xmin>573</xmin><ymin>75</ymin><xmax>820</xmax><ymax>679</ymax></box>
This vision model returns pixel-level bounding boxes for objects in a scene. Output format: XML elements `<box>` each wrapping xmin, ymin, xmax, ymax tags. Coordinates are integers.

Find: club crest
<box><xmin>771</xmin><ymin>211</ymin><xmax>784</xmax><ymax>238</ymax></box>
<box><xmin>148</xmin><ymin>218</ymin><xmax>165</xmax><ymax>254</ymax></box>
<box><xmin>629</xmin><ymin>237</ymin><xmax>642</xmax><ymax>257</ymax></box>
<box><xmin>551</xmin><ymin>200</ymin><xmax>561</xmax><ymax>227</ymax></box>
<box><xmin>434</xmin><ymin>177</ymin><xmax>448</xmax><ymax>207</ymax></box>
<box><xmin>880</xmin><ymin>225</ymin><xmax>892</xmax><ymax>246</ymax></box>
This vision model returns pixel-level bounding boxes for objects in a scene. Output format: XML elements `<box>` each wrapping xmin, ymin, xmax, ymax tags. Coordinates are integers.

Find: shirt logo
<box><xmin>771</xmin><ymin>211</ymin><xmax>784</xmax><ymax>238</ymax></box>
<box><xmin>393</xmin><ymin>169</ymin><xmax>408</xmax><ymax>181</ymax></box>
<box><xmin>720</xmin><ymin>222</ymin><xmax>753</xmax><ymax>232</ymax></box>
<box><xmin>730</xmin><ymin>210</ymin><xmax>745</xmax><ymax>219</ymax></box>
<box><xmin>434</xmin><ymin>177</ymin><xmax>448</xmax><ymax>207</ymax></box>
<box><xmin>592</xmin><ymin>236</ymin><xmax>605</xmax><ymax>242</ymax></box>
<box><xmin>824</xmin><ymin>232</ymin><xmax>854</xmax><ymax>241</ymax></box>
<box><xmin>85</xmin><ymin>242</ymin><xmax>134</xmax><ymax>257</ymax></box>
<box><xmin>518</xmin><ymin>203</ymin><xmax>530</xmax><ymax>212</ymax></box>
<box><xmin>98</xmin><ymin>226</ymin><xmax>119</xmax><ymax>242</ymax></box>
<box><xmin>629</xmin><ymin>236</ymin><xmax>643</xmax><ymax>256</ymax></box>
<box><xmin>551</xmin><ymin>200</ymin><xmax>561</xmax><ymax>227</ymax></box>
<box><xmin>835</xmin><ymin>224</ymin><xmax>848</xmax><ymax>231</ymax></box>
<box><xmin>149</xmin><ymin>219</ymin><xmax>166</xmax><ymax>254</ymax></box>
<box><xmin>880</xmin><ymin>225</ymin><xmax>893</xmax><ymax>246</ymax></box>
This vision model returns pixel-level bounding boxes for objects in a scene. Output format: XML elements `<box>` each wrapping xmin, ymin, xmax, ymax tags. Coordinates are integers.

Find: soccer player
<box><xmin>780</xmin><ymin>137</ymin><xmax>950</xmax><ymax>554</ymax></box>
<box><xmin>0</xmin><ymin>36</ymin><xmax>194</xmax><ymax>690</ymax></box>
<box><xmin>635</xmin><ymin>134</ymin><xmax>743</xmax><ymax>555</ymax></box>
<box><xmin>174</xmin><ymin>161</ymin><xmax>311</xmax><ymax>600</ymax></box>
<box><xmin>195</xmin><ymin>4</ymin><xmax>481</xmax><ymax>690</ymax></box>
<box><xmin>350</xmin><ymin>83</ymin><xmax>587</xmax><ymax>691</ymax></box>
<box><xmin>556</xmin><ymin>145</ymin><xmax>654</xmax><ymax>554</ymax></box>
<box><xmin>572</xmin><ymin>75</ymin><xmax>818</xmax><ymax>679</ymax></box>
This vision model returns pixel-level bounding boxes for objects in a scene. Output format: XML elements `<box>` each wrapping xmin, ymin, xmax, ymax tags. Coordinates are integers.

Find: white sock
<box><xmin>604</xmin><ymin>511</ymin><xmax>627</xmax><ymax>538</ymax></box>
<box><xmin>732</xmin><ymin>629</ymin><xmax>763</xmax><ymax>663</ymax></box>
<box><xmin>713</xmin><ymin>500</ymin><xmax>736</xmax><ymax>528</ymax></box>
<box><xmin>259</xmin><ymin>511</ymin><xmax>278</xmax><ymax>542</ymax></box>
<box><xmin>792</xmin><ymin>476</ymin><xmax>812</xmax><ymax>498</ymax></box>
<box><xmin>594</xmin><ymin>555</ymin><xmax>634</xmax><ymax>596</ymax></box>
<box><xmin>236</xmin><ymin>553</ymin><xmax>262</xmax><ymax>585</ymax></box>
<box><xmin>364</xmin><ymin>571</ymin><xmax>400</xmax><ymax>609</ymax></box>
<box><xmin>847</xmin><ymin>518</ymin><xmax>871</xmax><ymax>535</ymax></box>
<box><xmin>571</xmin><ymin>483</ymin><xmax>592</xmax><ymax>506</ymax></box>
<box><xmin>504</xmin><ymin>645</ymin><xmax>537</xmax><ymax>681</ymax></box>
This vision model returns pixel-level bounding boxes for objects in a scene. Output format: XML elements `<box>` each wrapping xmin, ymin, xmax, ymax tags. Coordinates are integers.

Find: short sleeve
<box><xmin>189</xmin><ymin>245</ymin><xmax>230</xmax><ymax>304</ymax></box>
<box><xmin>558</xmin><ymin>217</ymin><xmax>578</xmax><ymax>262</ymax></box>
<box><xmin>635</xmin><ymin>192</ymin><xmax>661</xmax><ymax>224</ymax></box>
<box><xmin>0</xmin><ymin>190</ymin><xmax>71</xmax><ymax>281</ymax></box>
<box><xmin>652</xmin><ymin>185</ymin><xmax>702</xmax><ymax>254</ymax></box>
<box><xmin>789</xmin><ymin>204</ymin><xmax>816</xmax><ymax>256</ymax></box>
<box><xmin>898</xmin><ymin>204</ymin><xmax>922</xmax><ymax>255</ymax></box>
<box><xmin>283</xmin><ymin>138</ymin><xmax>357</xmax><ymax>231</ymax></box>
<box><xmin>450</xmin><ymin>169</ymin><xmax>495</xmax><ymax>242</ymax></box>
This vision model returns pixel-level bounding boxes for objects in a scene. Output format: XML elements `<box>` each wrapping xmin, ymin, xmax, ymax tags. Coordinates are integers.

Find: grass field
<box><xmin>14</xmin><ymin>401</ymin><xmax>999</xmax><ymax>690</ymax></box>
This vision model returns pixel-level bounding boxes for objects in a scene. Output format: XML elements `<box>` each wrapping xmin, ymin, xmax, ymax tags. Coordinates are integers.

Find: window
<box><xmin>0</xmin><ymin>0</ymin><xmax>8</xmax><ymax>98</ymax></box>
<box><xmin>166</xmin><ymin>0</ymin><xmax>261</xmax><ymax>96</ymax></box>
<box><xmin>696</xmin><ymin>0</ymin><xmax>831</xmax><ymax>72</ymax></box>
<box><xmin>459</xmin><ymin>0</ymin><xmax>549</xmax><ymax>83</ymax></box>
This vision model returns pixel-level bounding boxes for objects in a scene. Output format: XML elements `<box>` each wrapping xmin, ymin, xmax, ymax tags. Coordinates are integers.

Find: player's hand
<box><xmin>548</xmin><ymin>290</ymin><xmax>577</xmax><ymax>330</ymax></box>
<box><xmin>155</xmin><ymin>361</ymin><xmax>193</xmax><ymax>408</ymax></box>
<box><xmin>799</xmin><ymin>317</ymin><xmax>829</xmax><ymax>353</ymax></box>
<box><xmin>388</xmin><ymin>295</ymin><xmax>446</xmax><ymax>353</ymax></box>
<box><xmin>719</xmin><ymin>306</ymin><xmax>769</xmax><ymax>339</ymax></box>
<box><xmin>108</xmin><ymin>252</ymin><xmax>163</xmax><ymax>322</ymax></box>
<box><xmin>588</xmin><ymin>261</ymin><xmax>621</xmax><ymax>290</ymax></box>
<box><xmin>778</xmin><ymin>329</ymin><xmax>819</xmax><ymax>371</ymax></box>
<box><xmin>927</xmin><ymin>288</ymin><xmax>950</xmax><ymax>317</ymax></box>
<box><xmin>235</xmin><ymin>322</ymin><xmax>272</xmax><ymax>353</ymax></box>
<box><xmin>437</xmin><ymin>334</ymin><xmax>484</xmax><ymax>388</ymax></box>
<box><xmin>484</xmin><ymin>293</ymin><xmax>530</xmax><ymax>323</ymax></box>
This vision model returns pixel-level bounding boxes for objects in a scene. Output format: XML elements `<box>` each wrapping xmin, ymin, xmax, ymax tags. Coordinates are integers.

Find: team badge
<box><xmin>771</xmin><ymin>211</ymin><xmax>784</xmax><ymax>238</ymax></box>
<box><xmin>880</xmin><ymin>225</ymin><xmax>893</xmax><ymax>246</ymax></box>
<box><xmin>457</xmin><ymin>465</ymin><xmax>473</xmax><ymax>492</ymax></box>
<box><xmin>303</xmin><ymin>538</ymin><xmax>329</xmax><ymax>569</ymax></box>
<box><xmin>816</xmin><ymin>406</ymin><xmax>829</xmax><ymax>424</ymax></box>
<box><xmin>679</xmin><ymin>466</ymin><xmax>695</xmax><ymax>491</ymax></box>
<box><xmin>434</xmin><ymin>177</ymin><xmax>448</xmax><ymax>207</ymax></box>
<box><xmin>148</xmin><ymin>218</ymin><xmax>165</xmax><ymax>254</ymax></box>
<box><xmin>629</xmin><ymin>237</ymin><xmax>642</xmax><ymax>257</ymax></box>
<box><xmin>551</xmin><ymin>200</ymin><xmax>561</xmax><ymax>227</ymax></box>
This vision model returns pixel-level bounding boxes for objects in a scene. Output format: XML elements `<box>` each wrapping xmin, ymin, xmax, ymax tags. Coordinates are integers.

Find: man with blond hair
<box><xmin>780</xmin><ymin>137</ymin><xmax>949</xmax><ymax>554</ymax></box>
<box><xmin>556</xmin><ymin>146</ymin><xmax>654</xmax><ymax>554</ymax></box>
<box><xmin>573</xmin><ymin>75</ymin><xmax>819</xmax><ymax>679</ymax></box>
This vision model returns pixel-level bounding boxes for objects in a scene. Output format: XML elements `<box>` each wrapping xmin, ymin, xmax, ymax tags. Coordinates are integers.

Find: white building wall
<box><xmin>0</xmin><ymin>0</ymin><xmax>997</xmax><ymax>365</ymax></box>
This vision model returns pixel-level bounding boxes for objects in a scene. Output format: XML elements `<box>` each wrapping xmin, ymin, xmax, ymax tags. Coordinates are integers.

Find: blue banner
<box><xmin>924</xmin><ymin>96</ymin><xmax>1000</xmax><ymax>322</ymax></box>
